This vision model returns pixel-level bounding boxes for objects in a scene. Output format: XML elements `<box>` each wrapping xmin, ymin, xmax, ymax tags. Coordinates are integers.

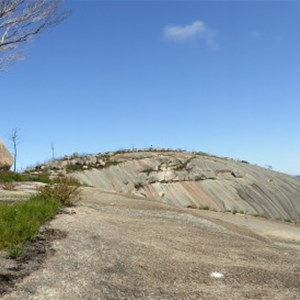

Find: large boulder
<box><xmin>0</xmin><ymin>139</ymin><xmax>13</xmax><ymax>171</ymax></box>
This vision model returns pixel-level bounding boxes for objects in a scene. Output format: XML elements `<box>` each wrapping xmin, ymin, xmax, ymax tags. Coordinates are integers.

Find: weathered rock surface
<box><xmin>0</xmin><ymin>182</ymin><xmax>45</xmax><ymax>203</ymax></box>
<box><xmin>2</xmin><ymin>150</ymin><xmax>300</xmax><ymax>299</ymax></box>
<box><xmin>2</xmin><ymin>187</ymin><xmax>300</xmax><ymax>300</ymax></box>
<box><xmin>27</xmin><ymin>150</ymin><xmax>300</xmax><ymax>223</ymax></box>
<box><xmin>63</xmin><ymin>151</ymin><xmax>300</xmax><ymax>223</ymax></box>
<box><xmin>0</xmin><ymin>139</ymin><xmax>13</xmax><ymax>171</ymax></box>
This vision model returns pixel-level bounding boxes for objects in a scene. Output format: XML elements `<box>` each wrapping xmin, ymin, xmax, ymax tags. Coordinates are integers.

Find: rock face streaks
<box><xmin>66</xmin><ymin>151</ymin><xmax>300</xmax><ymax>223</ymax></box>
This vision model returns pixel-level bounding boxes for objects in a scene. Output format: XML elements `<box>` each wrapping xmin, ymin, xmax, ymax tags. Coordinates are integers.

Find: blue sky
<box><xmin>1</xmin><ymin>0</ymin><xmax>300</xmax><ymax>175</ymax></box>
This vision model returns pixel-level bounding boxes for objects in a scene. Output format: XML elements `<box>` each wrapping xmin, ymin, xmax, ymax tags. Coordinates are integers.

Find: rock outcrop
<box><xmin>27</xmin><ymin>149</ymin><xmax>300</xmax><ymax>223</ymax></box>
<box><xmin>0</xmin><ymin>139</ymin><xmax>13</xmax><ymax>171</ymax></box>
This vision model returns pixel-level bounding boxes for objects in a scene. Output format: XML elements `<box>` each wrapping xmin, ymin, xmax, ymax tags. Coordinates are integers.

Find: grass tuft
<box><xmin>0</xmin><ymin>196</ymin><xmax>60</xmax><ymax>256</ymax></box>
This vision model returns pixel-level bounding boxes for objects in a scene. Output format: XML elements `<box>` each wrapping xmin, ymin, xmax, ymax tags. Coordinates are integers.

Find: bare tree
<box><xmin>51</xmin><ymin>141</ymin><xmax>55</xmax><ymax>160</ymax></box>
<box><xmin>0</xmin><ymin>0</ymin><xmax>70</xmax><ymax>70</ymax></box>
<box><xmin>9</xmin><ymin>128</ymin><xmax>22</xmax><ymax>172</ymax></box>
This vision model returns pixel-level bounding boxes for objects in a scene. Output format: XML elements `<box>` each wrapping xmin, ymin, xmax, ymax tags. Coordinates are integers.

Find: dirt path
<box><xmin>1</xmin><ymin>188</ymin><xmax>300</xmax><ymax>299</ymax></box>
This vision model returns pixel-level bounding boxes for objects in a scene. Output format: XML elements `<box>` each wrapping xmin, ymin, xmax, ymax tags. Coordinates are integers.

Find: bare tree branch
<box><xmin>0</xmin><ymin>0</ymin><xmax>70</xmax><ymax>70</ymax></box>
<box><xmin>0</xmin><ymin>51</ymin><xmax>24</xmax><ymax>70</ymax></box>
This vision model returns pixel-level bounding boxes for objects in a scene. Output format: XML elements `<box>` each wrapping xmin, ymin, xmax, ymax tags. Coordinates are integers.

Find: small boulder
<box><xmin>0</xmin><ymin>139</ymin><xmax>13</xmax><ymax>171</ymax></box>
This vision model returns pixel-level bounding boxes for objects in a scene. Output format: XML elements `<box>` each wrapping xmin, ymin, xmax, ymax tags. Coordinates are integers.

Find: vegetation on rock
<box><xmin>0</xmin><ymin>177</ymin><xmax>81</xmax><ymax>258</ymax></box>
<box><xmin>0</xmin><ymin>196</ymin><xmax>60</xmax><ymax>258</ymax></box>
<box><xmin>38</xmin><ymin>177</ymin><xmax>81</xmax><ymax>207</ymax></box>
<box><xmin>0</xmin><ymin>170</ymin><xmax>51</xmax><ymax>184</ymax></box>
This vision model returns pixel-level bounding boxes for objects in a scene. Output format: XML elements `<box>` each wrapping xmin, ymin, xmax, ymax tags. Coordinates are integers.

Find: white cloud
<box><xmin>164</xmin><ymin>20</ymin><xmax>218</xmax><ymax>50</ymax></box>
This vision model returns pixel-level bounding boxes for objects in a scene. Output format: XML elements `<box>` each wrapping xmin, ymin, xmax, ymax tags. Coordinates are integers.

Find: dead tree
<box><xmin>9</xmin><ymin>128</ymin><xmax>21</xmax><ymax>172</ymax></box>
<box><xmin>51</xmin><ymin>141</ymin><xmax>55</xmax><ymax>160</ymax></box>
<box><xmin>0</xmin><ymin>0</ymin><xmax>70</xmax><ymax>70</ymax></box>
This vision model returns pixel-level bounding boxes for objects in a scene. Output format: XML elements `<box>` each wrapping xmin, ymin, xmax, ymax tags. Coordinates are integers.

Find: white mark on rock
<box><xmin>210</xmin><ymin>272</ymin><xmax>224</xmax><ymax>279</ymax></box>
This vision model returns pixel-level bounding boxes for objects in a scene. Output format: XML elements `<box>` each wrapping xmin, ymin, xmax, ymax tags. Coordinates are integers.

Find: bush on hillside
<box><xmin>0</xmin><ymin>170</ymin><xmax>51</xmax><ymax>184</ymax></box>
<box><xmin>38</xmin><ymin>177</ymin><xmax>81</xmax><ymax>206</ymax></box>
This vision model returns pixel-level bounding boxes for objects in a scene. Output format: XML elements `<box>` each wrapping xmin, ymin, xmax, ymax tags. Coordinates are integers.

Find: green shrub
<box><xmin>232</xmin><ymin>209</ymin><xmax>246</xmax><ymax>215</ymax></box>
<box><xmin>0</xmin><ymin>196</ymin><xmax>60</xmax><ymax>257</ymax></box>
<box><xmin>0</xmin><ymin>171</ymin><xmax>51</xmax><ymax>184</ymax></box>
<box><xmin>0</xmin><ymin>171</ymin><xmax>23</xmax><ymax>182</ymax></box>
<box><xmin>66</xmin><ymin>164</ymin><xmax>85</xmax><ymax>173</ymax></box>
<box><xmin>198</xmin><ymin>205</ymin><xmax>210</xmax><ymax>210</ymax></box>
<box><xmin>29</xmin><ymin>174</ymin><xmax>52</xmax><ymax>184</ymax></box>
<box><xmin>105</xmin><ymin>160</ymin><xmax>120</xmax><ymax>167</ymax></box>
<box><xmin>38</xmin><ymin>177</ymin><xmax>81</xmax><ymax>206</ymax></box>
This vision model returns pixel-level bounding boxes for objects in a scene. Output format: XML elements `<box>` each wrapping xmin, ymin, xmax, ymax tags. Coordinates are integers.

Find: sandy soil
<box><xmin>1</xmin><ymin>187</ymin><xmax>300</xmax><ymax>299</ymax></box>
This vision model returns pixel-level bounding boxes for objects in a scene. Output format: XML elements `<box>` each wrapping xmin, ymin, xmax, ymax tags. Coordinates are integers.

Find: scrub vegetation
<box><xmin>0</xmin><ymin>177</ymin><xmax>81</xmax><ymax>258</ymax></box>
<box><xmin>0</xmin><ymin>170</ymin><xmax>51</xmax><ymax>184</ymax></box>
<box><xmin>0</xmin><ymin>196</ymin><xmax>59</xmax><ymax>258</ymax></box>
